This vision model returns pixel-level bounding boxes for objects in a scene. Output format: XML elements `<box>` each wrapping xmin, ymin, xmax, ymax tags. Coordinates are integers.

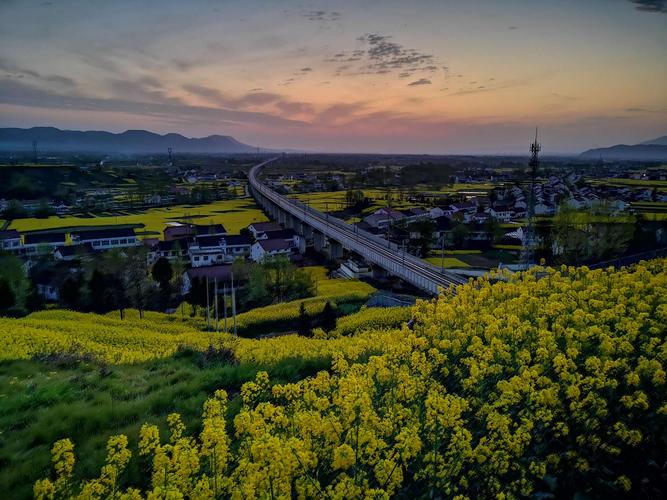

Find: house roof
<box><xmin>407</xmin><ymin>207</ymin><xmax>428</xmax><ymax>216</ymax></box>
<box><xmin>363</xmin><ymin>214</ymin><xmax>391</xmax><ymax>227</ymax></box>
<box><xmin>262</xmin><ymin>228</ymin><xmax>296</xmax><ymax>240</ymax></box>
<box><xmin>0</xmin><ymin>229</ymin><xmax>20</xmax><ymax>240</ymax></box>
<box><xmin>195</xmin><ymin>235</ymin><xmax>224</xmax><ymax>248</ymax></box>
<box><xmin>24</xmin><ymin>232</ymin><xmax>66</xmax><ymax>244</ymax></box>
<box><xmin>249</xmin><ymin>221</ymin><xmax>281</xmax><ymax>232</ymax></box>
<box><xmin>186</xmin><ymin>264</ymin><xmax>233</xmax><ymax>282</ymax></box>
<box><xmin>375</xmin><ymin>207</ymin><xmax>405</xmax><ymax>219</ymax></box>
<box><xmin>154</xmin><ymin>239</ymin><xmax>191</xmax><ymax>251</ymax></box>
<box><xmin>56</xmin><ymin>243</ymin><xmax>95</xmax><ymax>257</ymax></box>
<box><xmin>194</xmin><ymin>223</ymin><xmax>227</xmax><ymax>236</ymax></box>
<box><xmin>258</xmin><ymin>239</ymin><xmax>292</xmax><ymax>251</ymax></box>
<box><xmin>73</xmin><ymin>227</ymin><xmax>136</xmax><ymax>240</ymax></box>
<box><xmin>224</xmin><ymin>234</ymin><xmax>251</xmax><ymax>246</ymax></box>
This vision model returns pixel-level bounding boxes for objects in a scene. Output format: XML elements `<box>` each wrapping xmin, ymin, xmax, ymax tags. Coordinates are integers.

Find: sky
<box><xmin>0</xmin><ymin>0</ymin><xmax>665</xmax><ymax>154</ymax></box>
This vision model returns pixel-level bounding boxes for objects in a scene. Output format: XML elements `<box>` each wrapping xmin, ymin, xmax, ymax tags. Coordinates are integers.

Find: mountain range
<box><xmin>0</xmin><ymin>127</ymin><xmax>259</xmax><ymax>154</ymax></box>
<box><xmin>579</xmin><ymin>135</ymin><xmax>667</xmax><ymax>161</ymax></box>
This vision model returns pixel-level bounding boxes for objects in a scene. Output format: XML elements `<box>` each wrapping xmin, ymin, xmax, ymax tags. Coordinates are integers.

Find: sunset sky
<box><xmin>0</xmin><ymin>0</ymin><xmax>665</xmax><ymax>154</ymax></box>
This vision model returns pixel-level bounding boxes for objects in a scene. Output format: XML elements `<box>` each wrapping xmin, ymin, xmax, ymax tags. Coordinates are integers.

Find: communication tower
<box><xmin>522</xmin><ymin>128</ymin><xmax>540</xmax><ymax>268</ymax></box>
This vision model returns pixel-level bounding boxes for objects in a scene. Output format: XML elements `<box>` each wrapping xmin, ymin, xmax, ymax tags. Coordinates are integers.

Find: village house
<box><xmin>248</xmin><ymin>221</ymin><xmax>282</xmax><ymax>238</ymax></box>
<box><xmin>0</xmin><ymin>230</ymin><xmax>22</xmax><ymax>253</ymax></box>
<box><xmin>250</xmin><ymin>239</ymin><xmax>293</xmax><ymax>262</ymax></box>
<box><xmin>71</xmin><ymin>227</ymin><xmax>138</xmax><ymax>249</ymax></box>
<box><xmin>255</xmin><ymin>228</ymin><xmax>300</xmax><ymax>249</ymax></box>
<box><xmin>22</xmin><ymin>232</ymin><xmax>67</xmax><ymax>255</ymax></box>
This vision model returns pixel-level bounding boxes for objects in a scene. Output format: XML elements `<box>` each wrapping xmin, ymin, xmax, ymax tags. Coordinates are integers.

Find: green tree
<box><xmin>0</xmin><ymin>278</ymin><xmax>15</xmax><ymax>311</ymax></box>
<box><xmin>320</xmin><ymin>301</ymin><xmax>337</xmax><ymax>332</ymax></box>
<box><xmin>151</xmin><ymin>257</ymin><xmax>173</xmax><ymax>286</ymax></box>
<box><xmin>297</xmin><ymin>302</ymin><xmax>311</xmax><ymax>337</ymax></box>
<box><xmin>60</xmin><ymin>276</ymin><xmax>82</xmax><ymax>309</ymax></box>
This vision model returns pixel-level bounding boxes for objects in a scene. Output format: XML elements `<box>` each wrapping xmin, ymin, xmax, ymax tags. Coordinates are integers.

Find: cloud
<box><xmin>301</xmin><ymin>10</ymin><xmax>341</xmax><ymax>21</ymax></box>
<box><xmin>407</xmin><ymin>78</ymin><xmax>431</xmax><ymax>86</ymax></box>
<box><xmin>300</xmin><ymin>67</ymin><xmax>312</xmax><ymax>72</ymax></box>
<box><xmin>326</xmin><ymin>33</ymin><xmax>445</xmax><ymax>83</ymax></box>
<box><xmin>628</xmin><ymin>0</ymin><xmax>666</xmax><ymax>12</ymax></box>
<box><xmin>0</xmin><ymin>78</ymin><xmax>307</xmax><ymax>129</ymax></box>
<box><xmin>624</xmin><ymin>106</ymin><xmax>667</xmax><ymax>114</ymax></box>
<box><xmin>182</xmin><ymin>84</ymin><xmax>314</xmax><ymax>117</ymax></box>
<box><xmin>450</xmin><ymin>78</ymin><xmax>533</xmax><ymax>96</ymax></box>
<box><xmin>0</xmin><ymin>57</ymin><xmax>77</xmax><ymax>88</ymax></box>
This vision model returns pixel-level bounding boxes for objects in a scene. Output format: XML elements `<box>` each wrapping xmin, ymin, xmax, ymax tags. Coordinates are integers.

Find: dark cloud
<box><xmin>408</xmin><ymin>78</ymin><xmax>431</xmax><ymax>86</ymax></box>
<box><xmin>183</xmin><ymin>83</ymin><xmax>313</xmax><ymax>117</ymax></box>
<box><xmin>302</xmin><ymin>10</ymin><xmax>341</xmax><ymax>21</ymax></box>
<box><xmin>0</xmin><ymin>78</ymin><xmax>306</xmax><ymax>129</ymax></box>
<box><xmin>0</xmin><ymin>57</ymin><xmax>77</xmax><ymax>88</ymax></box>
<box><xmin>625</xmin><ymin>106</ymin><xmax>667</xmax><ymax>113</ymax></box>
<box><xmin>450</xmin><ymin>78</ymin><xmax>531</xmax><ymax>95</ymax></box>
<box><xmin>328</xmin><ymin>33</ymin><xmax>444</xmax><ymax>82</ymax></box>
<box><xmin>300</xmin><ymin>67</ymin><xmax>312</xmax><ymax>72</ymax></box>
<box><xmin>628</xmin><ymin>0</ymin><xmax>666</xmax><ymax>12</ymax></box>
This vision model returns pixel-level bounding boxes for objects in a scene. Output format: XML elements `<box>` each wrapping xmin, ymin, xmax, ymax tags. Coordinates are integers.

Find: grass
<box><xmin>423</xmin><ymin>256</ymin><xmax>470</xmax><ymax>268</ymax></box>
<box><xmin>8</xmin><ymin>199</ymin><xmax>268</xmax><ymax>237</ymax></box>
<box><xmin>0</xmin><ymin>351</ymin><xmax>330</xmax><ymax>498</ymax></box>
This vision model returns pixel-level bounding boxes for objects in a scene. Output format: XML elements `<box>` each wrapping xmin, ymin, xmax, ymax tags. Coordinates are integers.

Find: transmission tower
<box><xmin>522</xmin><ymin>128</ymin><xmax>540</xmax><ymax>268</ymax></box>
<box><xmin>32</xmin><ymin>140</ymin><xmax>38</xmax><ymax>164</ymax></box>
<box><xmin>167</xmin><ymin>147</ymin><xmax>173</xmax><ymax>166</ymax></box>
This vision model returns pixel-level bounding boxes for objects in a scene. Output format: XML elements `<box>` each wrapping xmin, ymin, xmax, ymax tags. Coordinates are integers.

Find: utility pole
<box><xmin>440</xmin><ymin>234</ymin><xmax>445</xmax><ymax>272</ymax></box>
<box><xmin>522</xmin><ymin>128</ymin><xmax>540</xmax><ymax>269</ymax></box>
<box><xmin>214</xmin><ymin>278</ymin><xmax>219</xmax><ymax>332</ymax></box>
<box><xmin>205</xmin><ymin>276</ymin><xmax>210</xmax><ymax>331</ymax></box>
<box><xmin>223</xmin><ymin>283</ymin><xmax>228</xmax><ymax>333</ymax></box>
<box><xmin>231</xmin><ymin>272</ymin><xmax>237</xmax><ymax>336</ymax></box>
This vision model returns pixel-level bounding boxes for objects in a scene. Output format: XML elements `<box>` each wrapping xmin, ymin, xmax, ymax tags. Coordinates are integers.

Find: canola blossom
<box><xmin>32</xmin><ymin>260</ymin><xmax>667</xmax><ymax>498</ymax></box>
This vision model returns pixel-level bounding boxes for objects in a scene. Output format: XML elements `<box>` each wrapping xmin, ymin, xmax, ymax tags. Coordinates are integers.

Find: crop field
<box><xmin>289</xmin><ymin>189</ymin><xmax>421</xmax><ymax>213</ymax></box>
<box><xmin>4</xmin><ymin>260</ymin><xmax>662</xmax><ymax>498</ymax></box>
<box><xmin>0</xmin><ymin>302</ymin><xmax>404</xmax><ymax>497</ymax></box>
<box><xmin>8</xmin><ymin>198</ymin><xmax>268</xmax><ymax>237</ymax></box>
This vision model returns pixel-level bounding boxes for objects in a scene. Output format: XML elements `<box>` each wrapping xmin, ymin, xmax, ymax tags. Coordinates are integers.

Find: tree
<box><xmin>151</xmin><ymin>257</ymin><xmax>173</xmax><ymax>286</ymax></box>
<box><xmin>34</xmin><ymin>199</ymin><xmax>53</xmax><ymax>219</ymax></box>
<box><xmin>0</xmin><ymin>278</ymin><xmax>15</xmax><ymax>311</ymax></box>
<box><xmin>88</xmin><ymin>269</ymin><xmax>107</xmax><ymax>313</ymax></box>
<box><xmin>60</xmin><ymin>276</ymin><xmax>82</xmax><ymax>309</ymax></box>
<box><xmin>0</xmin><ymin>253</ymin><xmax>29</xmax><ymax>313</ymax></box>
<box><xmin>484</xmin><ymin>217</ymin><xmax>504</xmax><ymax>244</ymax></box>
<box><xmin>297</xmin><ymin>302</ymin><xmax>312</xmax><ymax>337</ymax></box>
<box><xmin>188</xmin><ymin>277</ymin><xmax>208</xmax><ymax>316</ymax></box>
<box><xmin>452</xmin><ymin>224</ymin><xmax>470</xmax><ymax>248</ymax></box>
<box><xmin>320</xmin><ymin>301</ymin><xmax>337</xmax><ymax>332</ymax></box>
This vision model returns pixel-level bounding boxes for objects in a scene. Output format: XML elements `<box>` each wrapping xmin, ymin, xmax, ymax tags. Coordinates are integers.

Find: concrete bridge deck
<box><xmin>248</xmin><ymin>158</ymin><xmax>466</xmax><ymax>295</ymax></box>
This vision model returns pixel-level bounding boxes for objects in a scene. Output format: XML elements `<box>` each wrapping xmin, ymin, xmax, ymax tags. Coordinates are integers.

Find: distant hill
<box><xmin>640</xmin><ymin>135</ymin><xmax>667</xmax><ymax>146</ymax></box>
<box><xmin>580</xmin><ymin>134</ymin><xmax>667</xmax><ymax>161</ymax></box>
<box><xmin>0</xmin><ymin>127</ymin><xmax>259</xmax><ymax>154</ymax></box>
